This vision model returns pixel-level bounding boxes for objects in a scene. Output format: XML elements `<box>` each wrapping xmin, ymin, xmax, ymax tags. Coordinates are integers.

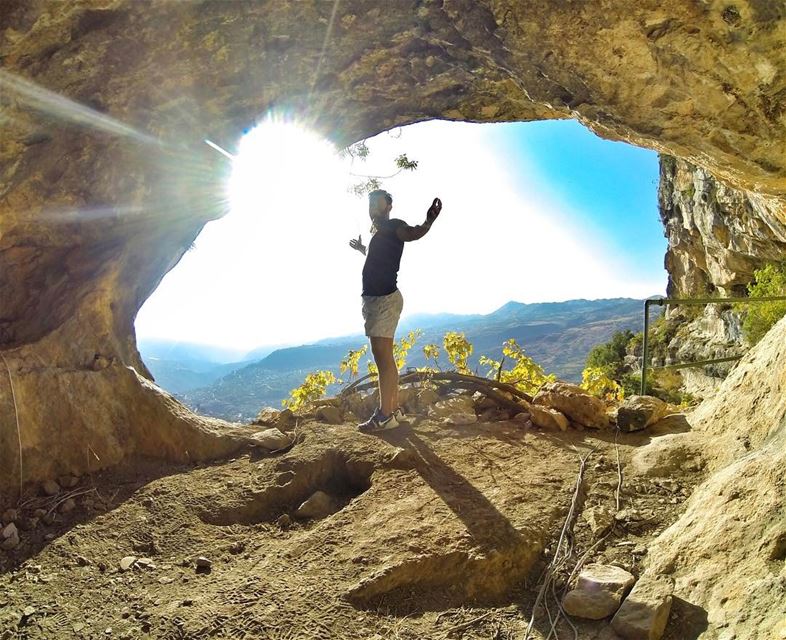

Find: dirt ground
<box><xmin>0</xmin><ymin>414</ymin><xmax>707</xmax><ymax>639</ymax></box>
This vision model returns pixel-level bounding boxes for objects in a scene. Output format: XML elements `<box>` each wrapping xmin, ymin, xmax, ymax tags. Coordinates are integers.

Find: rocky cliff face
<box><xmin>653</xmin><ymin>157</ymin><xmax>786</xmax><ymax>394</ymax></box>
<box><xmin>660</xmin><ymin>156</ymin><xmax>786</xmax><ymax>299</ymax></box>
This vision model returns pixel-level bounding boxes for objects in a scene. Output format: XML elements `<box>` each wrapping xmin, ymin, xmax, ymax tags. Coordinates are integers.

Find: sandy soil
<box><xmin>0</xmin><ymin>415</ymin><xmax>707</xmax><ymax>639</ymax></box>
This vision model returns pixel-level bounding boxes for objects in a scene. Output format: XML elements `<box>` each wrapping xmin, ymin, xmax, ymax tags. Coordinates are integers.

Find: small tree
<box><xmin>479</xmin><ymin>338</ymin><xmax>554</xmax><ymax>395</ymax></box>
<box><xmin>443</xmin><ymin>331</ymin><xmax>473</xmax><ymax>374</ymax></box>
<box><xmin>739</xmin><ymin>263</ymin><xmax>786</xmax><ymax>345</ymax></box>
<box><xmin>283</xmin><ymin>370</ymin><xmax>337</xmax><ymax>411</ymax></box>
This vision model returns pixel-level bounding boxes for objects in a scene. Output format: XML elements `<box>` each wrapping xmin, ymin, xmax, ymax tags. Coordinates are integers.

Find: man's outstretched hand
<box><xmin>426</xmin><ymin>197</ymin><xmax>442</xmax><ymax>223</ymax></box>
<box><xmin>349</xmin><ymin>235</ymin><xmax>366</xmax><ymax>256</ymax></box>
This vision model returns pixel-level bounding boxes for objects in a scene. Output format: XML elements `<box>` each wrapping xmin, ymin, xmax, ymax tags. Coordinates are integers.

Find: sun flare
<box><xmin>229</xmin><ymin>118</ymin><xmax>344</xmax><ymax>221</ymax></box>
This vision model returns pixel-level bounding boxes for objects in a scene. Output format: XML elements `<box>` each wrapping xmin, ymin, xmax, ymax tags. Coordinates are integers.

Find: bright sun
<box><xmin>228</xmin><ymin>117</ymin><xmax>345</xmax><ymax>222</ymax></box>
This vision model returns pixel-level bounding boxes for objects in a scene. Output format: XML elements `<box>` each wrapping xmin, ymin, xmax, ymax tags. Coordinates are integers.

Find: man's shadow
<box><xmin>381</xmin><ymin>429</ymin><xmax>522</xmax><ymax>552</ymax></box>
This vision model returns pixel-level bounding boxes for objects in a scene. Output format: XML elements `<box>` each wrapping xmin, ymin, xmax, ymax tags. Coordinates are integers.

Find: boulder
<box><xmin>611</xmin><ymin>575</ymin><xmax>673</xmax><ymax>640</ymax></box>
<box><xmin>530</xmin><ymin>405</ymin><xmax>569</xmax><ymax>431</ymax></box>
<box><xmin>630</xmin><ymin>433</ymin><xmax>703</xmax><ymax>477</ymax></box>
<box><xmin>474</xmin><ymin>395</ymin><xmax>498</xmax><ymax>412</ymax></box>
<box><xmin>249</xmin><ymin>428</ymin><xmax>292</xmax><ymax>451</ymax></box>
<box><xmin>295</xmin><ymin>491</ymin><xmax>340</xmax><ymax>519</ymax></box>
<box><xmin>534</xmin><ymin>382</ymin><xmax>610</xmax><ymax>428</ymax></box>
<box><xmin>315</xmin><ymin>405</ymin><xmax>344</xmax><ymax>425</ymax></box>
<box><xmin>398</xmin><ymin>387</ymin><xmax>416</xmax><ymax>413</ymax></box>
<box><xmin>276</xmin><ymin>408</ymin><xmax>296</xmax><ymax>430</ymax></box>
<box><xmin>342</xmin><ymin>392</ymin><xmax>365</xmax><ymax>416</ymax></box>
<box><xmin>42</xmin><ymin>479</ymin><xmax>60</xmax><ymax>496</ymax></box>
<box><xmin>617</xmin><ymin>396</ymin><xmax>669</xmax><ymax>432</ymax></box>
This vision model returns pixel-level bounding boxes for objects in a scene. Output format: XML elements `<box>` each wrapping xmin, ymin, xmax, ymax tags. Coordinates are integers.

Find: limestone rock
<box><xmin>611</xmin><ymin>575</ymin><xmax>673</xmax><ymax>640</ymax></box>
<box><xmin>444</xmin><ymin>412</ymin><xmax>478</xmax><ymax>426</ymax></box>
<box><xmin>1</xmin><ymin>522</ymin><xmax>20</xmax><ymax>550</ymax></box>
<box><xmin>583</xmin><ymin>506</ymin><xmax>615</xmax><ymax>535</ymax></box>
<box><xmin>249</xmin><ymin>428</ymin><xmax>292</xmax><ymax>451</ymax></box>
<box><xmin>563</xmin><ymin>588</ymin><xmax>621</xmax><ymax>620</ymax></box>
<box><xmin>315</xmin><ymin>405</ymin><xmax>344</xmax><ymax>425</ymax></box>
<box><xmin>661</xmin><ymin>157</ymin><xmax>786</xmax><ymax>299</ymax></box>
<box><xmin>415</xmin><ymin>388</ymin><xmax>440</xmax><ymax>410</ymax></box>
<box><xmin>430</xmin><ymin>395</ymin><xmax>476</xmax><ymax>419</ymax></box>
<box><xmin>295</xmin><ymin>491</ymin><xmax>339</xmax><ymax>519</ymax></box>
<box><xmin>1</xmin><ymin>509</ymin><xmax>18</xmax><ymax>525</ymax></box>
<box><xmin>119</xmin><ymin>556</ymin><xmax>137</xmax><ymax>572</ymax></box>
<box><xmin>617</xmin><ymin>396</ymin><xmax>669</xmax><ymax>432</ymax></box>
<box><xmin>252</xmin><ymin>407</ymin><xmax>281</xmax><ymax>426</ymax></box>
<box><xmin>530</xmin><ymin>405</ymin><xmax>569</xmax><ymax>431</ymax></box>
<box><xmin>577</xmin><ymin>564</ymin><xmax>636</xmax><ymax>599</ymax></box>
<box><xmin>631</xmin><ymin>433</ymin><xmax>703</xmax><ymax>477</ymax></box>
<box><xmin>534</xmin><ymin>382</ymin><xmax>609</xmax><ymax>428</ymax></box>
<box><xmin>42</xmin><ymin>480</ymin><xmax>60</xmax><ymax>496</ymax></box>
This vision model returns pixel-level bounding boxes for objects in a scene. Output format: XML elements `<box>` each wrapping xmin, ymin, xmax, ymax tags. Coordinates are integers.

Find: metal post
<box><xmin>641</xmin><ymin>300</ymin><xmax>650</xmax><ymax>395</ymax></box>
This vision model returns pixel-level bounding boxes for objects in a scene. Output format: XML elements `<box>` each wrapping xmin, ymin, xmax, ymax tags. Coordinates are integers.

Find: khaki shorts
<box><xmin>362</xmin><ymin>289</ymin><xmax>404</xmax><ymax>338</ymax></box>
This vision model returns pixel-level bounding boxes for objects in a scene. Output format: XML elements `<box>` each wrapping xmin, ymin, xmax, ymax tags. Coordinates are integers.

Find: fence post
<box><xmin>641</xmin><ymin>300</ymin><xmax>650</xmax><ymax>395</ymax></box>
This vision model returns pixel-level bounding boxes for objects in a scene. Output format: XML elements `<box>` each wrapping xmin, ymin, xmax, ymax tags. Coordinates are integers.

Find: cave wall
<box><xmin>1</xmin><ymin>0</ymin><xmax>785</xmax><ymax>493</ymax></box>
<box><xmin>1</xmin><ymin>3</ymin><xmax>785</xmax><ymax>637</ymax></box>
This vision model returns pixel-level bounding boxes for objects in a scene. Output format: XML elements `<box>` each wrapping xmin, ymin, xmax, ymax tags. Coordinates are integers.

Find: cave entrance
<box><xmin>134</xmin><ymin>118</ymin><xmax>666</xmax><ymax>421</ymax></box>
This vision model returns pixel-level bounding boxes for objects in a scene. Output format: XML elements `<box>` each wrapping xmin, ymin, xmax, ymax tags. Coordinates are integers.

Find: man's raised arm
<box><xmin>396</xmin><ymin>197</ymin><xmax>442</xmax><ymax>242</ymax></box>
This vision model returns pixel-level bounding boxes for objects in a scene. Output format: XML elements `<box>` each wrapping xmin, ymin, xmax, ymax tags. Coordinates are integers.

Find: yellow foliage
<box><xmin>480</xmin><ymin>339</ymin><xmax>554</xmax><ymax>395</ymax></box>
<box><xmin>581</xmin><ymin>366</ymin><xmax>624</xmax><ymax>402</ymax></box>
<box><xmin>393</xmin><ymin>330</ymin><xmax>423</xmax><ymax>371</ymax></box>
<box><xmin>443</xmin><ymin>331</ymin><xmax>472</xmax><ymax>374</ymax></box>
<box><xmin>339</xmin><ymin>345</ymin><xmax>368</xmax><ymax>380</ymax></box>
<box><xmin>283</xmin><ymin>370</ymin><xmax>337</xmax><ymax>411</ymax></box>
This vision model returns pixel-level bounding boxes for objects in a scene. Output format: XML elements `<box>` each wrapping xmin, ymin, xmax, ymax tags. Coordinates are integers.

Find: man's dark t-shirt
<box><xmin>362</xmin><ymin>218</ymin><xmax>406</xmax><ymax>296</ymax></box>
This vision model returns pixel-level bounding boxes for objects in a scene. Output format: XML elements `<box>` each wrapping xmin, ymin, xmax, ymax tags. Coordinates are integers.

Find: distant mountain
<box><xmin>143</xmin><ymin>358</ymin><xmax>241</xmax><ymax>395</ymax></box>
<box><xmin>178</xmin><ymin>297</ymin><xmax>654</xmax><ymax>422</ymax></box>
<box><xmin>138</xmin><ymin>338</ymin><xmax>284</xmax><ymax>395</ymax></box>
<box><xmin>138</xmin><ymin>338</ymin><xmax>248</xmax><ymax>365</ymax></box>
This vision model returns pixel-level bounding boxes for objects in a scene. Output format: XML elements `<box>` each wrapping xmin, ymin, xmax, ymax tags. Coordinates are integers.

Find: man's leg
<box><xmin>370</xmin><ymin>336</ymin><xmax>398</xmax><ymax>416</ymax></box>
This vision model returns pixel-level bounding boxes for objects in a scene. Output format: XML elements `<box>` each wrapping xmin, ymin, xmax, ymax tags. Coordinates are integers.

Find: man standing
<box><xmin>349</xmin><ymin>189</ymin><xmax>442</xmax><ymax>431</ymax></box>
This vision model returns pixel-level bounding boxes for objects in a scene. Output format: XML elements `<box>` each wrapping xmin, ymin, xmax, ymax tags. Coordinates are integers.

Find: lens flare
<box><xmin>0</xmin><ymin>69</ymin><xmax>157</xmax><ymax>145</ymax></box>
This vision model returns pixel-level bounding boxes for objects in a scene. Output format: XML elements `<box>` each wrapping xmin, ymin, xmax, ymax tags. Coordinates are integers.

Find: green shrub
<box><xmin>738</xmin><ymin>263</ymin><xmax>786</xmax><ymax>345</ymax></box>
<box><xmin>585</xmin><ymin>330</ymin><xmax>635</xmax><ymax>379</ymax></box>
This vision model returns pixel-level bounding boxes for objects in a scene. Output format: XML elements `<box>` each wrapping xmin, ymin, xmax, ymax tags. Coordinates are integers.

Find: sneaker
<box><xmin>358</xmin><ymin>408</ymin><xmax>400</xmax><ymax>432</ymax></box>
<box><xmin>357</xmin><ymin>407</ymin><xmax>382</xmax><ymax>432</ymax></box>
<box><xmin>391</xmin><ymin>407</ymin><xmax>410</xmax><ymax>425</ymax></box>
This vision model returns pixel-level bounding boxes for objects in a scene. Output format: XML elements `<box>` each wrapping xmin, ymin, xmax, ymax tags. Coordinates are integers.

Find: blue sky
<box><xmin>134</xmin><ymin>118</ymin><xmax>667</xmax><ymax>351</ymax></box>
<box><xmin>491</xmin><ymin>119</ymin><xmax>663</xmax><ymax>282</ymax></box>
